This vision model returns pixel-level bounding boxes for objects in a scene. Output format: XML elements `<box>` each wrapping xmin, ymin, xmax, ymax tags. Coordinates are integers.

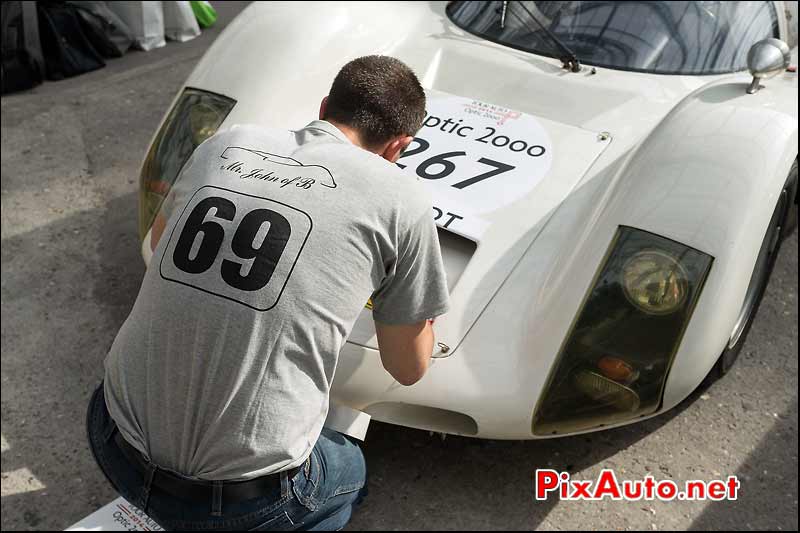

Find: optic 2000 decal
<box><xmin>397</xmin><ymin>91</ymin><xmax>553</xmax><ymax>240</ymax></box>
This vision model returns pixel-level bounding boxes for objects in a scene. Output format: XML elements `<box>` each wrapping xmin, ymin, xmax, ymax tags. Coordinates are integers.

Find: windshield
<box><xmin>446</xmin><ymin>1</ymin><xmax>780</xmax><ymax>75</ymax></box>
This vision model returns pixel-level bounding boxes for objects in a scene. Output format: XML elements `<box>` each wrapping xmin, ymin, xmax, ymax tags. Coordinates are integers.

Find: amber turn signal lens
<box><xmin>598</xmin><ymin>356</ymin><xmax>634</xmax><ymax>382</ymax></box>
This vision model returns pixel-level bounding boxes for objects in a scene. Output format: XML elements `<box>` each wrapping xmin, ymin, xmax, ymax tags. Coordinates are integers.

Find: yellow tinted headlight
<box><xmin>189</xmin><ymin>102</ymin><xmax>225</xmax><ymax>146</ymax></box>
<box><xmin>622</xmin><ymin>250</ymin><xmax>689</xmax><ymax>315</ymax></box>
<box><xmin>138</xmin><ymin>88</ymin><xmax>235</xmax><ymax>241</ymax></box>
<box><xmin>533</xmin><ymin>227</ymin><xmax>713</xmax><ymax>436</ymax></box>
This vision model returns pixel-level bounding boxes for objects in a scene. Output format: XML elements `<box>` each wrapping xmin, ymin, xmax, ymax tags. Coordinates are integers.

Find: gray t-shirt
<box><xmin>103</xmin><ymin>121</ymin><xmax>449</xmax><ymax>481</ymax></box>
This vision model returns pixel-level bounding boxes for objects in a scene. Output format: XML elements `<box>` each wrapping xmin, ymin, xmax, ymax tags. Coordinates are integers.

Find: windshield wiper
<box><xmin>503</xmin><ymin>1</ymin><xmax>582</xmax><ymax>72</ymax></box>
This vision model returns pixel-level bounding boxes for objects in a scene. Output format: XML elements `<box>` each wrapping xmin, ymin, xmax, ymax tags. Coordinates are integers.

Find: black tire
<box><xmin>781</xmin><ymin>161</ymin><xmax>798</xmax><ymax>239</ymax></box>
<box><xmin>710</xmin><ymin>166</ymin><xmax>795</xmax><ymax>379</ymax></box>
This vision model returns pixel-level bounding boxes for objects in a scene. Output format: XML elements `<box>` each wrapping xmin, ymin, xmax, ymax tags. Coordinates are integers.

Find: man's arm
<box><xmin>374</xmin><ymin>319</ymin><xmax>435</xmax><ymax>386</ymax></box>
<box><xmin>370</xmin><ymin>189</ymin><xmax>449</xmax><ymax>386</ymax></box>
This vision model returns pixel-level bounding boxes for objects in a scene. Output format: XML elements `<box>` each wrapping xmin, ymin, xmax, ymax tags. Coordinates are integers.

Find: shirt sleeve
<box><xmin>371</xmin><ymin>209</ymin><xmax>450</xmax><ymax>325</ymax></box>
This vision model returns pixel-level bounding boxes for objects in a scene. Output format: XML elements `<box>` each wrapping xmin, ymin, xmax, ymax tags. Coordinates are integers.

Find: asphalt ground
<box><xmin>1</xmin><ymin>2</ymin><xmax>797</xmax><ymax>530</ymax></box>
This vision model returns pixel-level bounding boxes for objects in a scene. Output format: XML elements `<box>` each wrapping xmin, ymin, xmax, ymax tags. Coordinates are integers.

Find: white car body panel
<box><xmin>140</xmin><ymin>1</ymin><xmax>799</xmax><ymax>438</ymax></box>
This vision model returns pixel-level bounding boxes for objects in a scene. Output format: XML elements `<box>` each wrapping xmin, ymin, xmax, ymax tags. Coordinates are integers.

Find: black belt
<box><xmin>113</xmin><ymin>430</ymin><xmax>298</xmax><ymax>510</ymax></box>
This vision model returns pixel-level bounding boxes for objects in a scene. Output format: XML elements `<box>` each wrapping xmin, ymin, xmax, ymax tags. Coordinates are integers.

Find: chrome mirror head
<box><xmin>746</xmin><ymin>38</ymin><xmax>791</xmax><ymax>94</ymax></box>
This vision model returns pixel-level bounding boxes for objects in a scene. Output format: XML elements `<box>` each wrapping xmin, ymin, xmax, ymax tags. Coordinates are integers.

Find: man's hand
<box><xmin>374</xmin><ymin>319</ymin><xmax>435</xmax><ymax>386</ymax></box>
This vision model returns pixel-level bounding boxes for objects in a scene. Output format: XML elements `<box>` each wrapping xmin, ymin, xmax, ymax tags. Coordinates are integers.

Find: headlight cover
<box><xmin>532</xmin><ymin>226</ymin><xmax>713</xmax><ymax>436</ymax></box>
<box><xmin>138</xmin><ymin>88</ymin><xmax>235</xmax><ymax>240</ymax></box>
<box><xmin>622</xmin><ymin>250</ymin><xmax>690</xmax><ymax>315</ymax></box>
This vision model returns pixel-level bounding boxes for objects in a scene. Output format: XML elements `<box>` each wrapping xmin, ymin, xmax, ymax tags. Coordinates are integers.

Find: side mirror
<box><xmin>746</xmin><ymin>38</ymin><xmax>791</xmax><ymax>94</ymax></box>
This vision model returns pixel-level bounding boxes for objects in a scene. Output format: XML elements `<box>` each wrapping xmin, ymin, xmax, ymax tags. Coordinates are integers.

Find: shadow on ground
<box><xmin>1</xmin><ymin>192</ymin><xmax>145</xmax><ymax>530</ymax></box>
<box><xmin>689</xmin><ymin>398</ymin><xmax>798</xmax><ymax>531</ymax></box>
<box><xmin>349</xmin><ymin>381</ymin><xmax>713</xmax><ymax>531</ymax></box>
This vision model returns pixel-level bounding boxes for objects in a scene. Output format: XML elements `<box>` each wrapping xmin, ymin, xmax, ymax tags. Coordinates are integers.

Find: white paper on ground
<box><xmin>324</xmin><ymin>403</ymin><xmax>371</xmax><ymax>441</ymax></box>
<box><xmin>66</xmin><ymin>496</ymin><xmax>164</xmax><ymax>531</ymax></box>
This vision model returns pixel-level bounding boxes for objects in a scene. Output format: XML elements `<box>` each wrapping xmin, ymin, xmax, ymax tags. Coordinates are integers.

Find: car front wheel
<box><xmin>711</xmin><ymin>161</ymin><xmax>796</xmax><ymax>378</ymax></box>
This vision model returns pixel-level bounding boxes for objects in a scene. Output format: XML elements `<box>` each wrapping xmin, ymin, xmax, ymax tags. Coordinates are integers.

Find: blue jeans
<box><xmin>86</xmin><ymin>382</ymin><xmax>367</xmax><ymax>530</ymax></box>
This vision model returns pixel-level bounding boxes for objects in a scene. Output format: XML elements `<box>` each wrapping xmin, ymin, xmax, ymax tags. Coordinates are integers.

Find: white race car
<box><xmin>137</xmin><ymin>1</ymin><xmax>798</xmax><ymax>439</ymax></box>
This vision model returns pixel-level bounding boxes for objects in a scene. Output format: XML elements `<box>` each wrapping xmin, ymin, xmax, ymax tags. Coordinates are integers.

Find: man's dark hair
<box><xmin>323</xmin><ymin>56</ymin><xmax>426</xmax><ymax>149</ymax></box>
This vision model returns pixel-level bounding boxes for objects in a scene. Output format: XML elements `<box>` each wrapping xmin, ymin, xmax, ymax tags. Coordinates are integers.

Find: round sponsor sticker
<box><xmin>396</xmin><ymin>92</ymin><xmax>553</xmax><ymax>235</ymax></box>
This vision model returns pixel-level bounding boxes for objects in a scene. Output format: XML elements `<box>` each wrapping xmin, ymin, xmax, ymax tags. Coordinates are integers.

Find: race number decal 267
<box><xmin>160</xmin><ymin>186</ymin><xmax>312</xmax><ymax>311</ymax></box>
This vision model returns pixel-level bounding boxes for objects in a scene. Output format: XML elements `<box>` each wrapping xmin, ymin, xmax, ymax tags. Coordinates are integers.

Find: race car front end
<box><xmin>136</xmin><ymin>0</ymin><xmax>797</xmax><ymax>440</ymax></box>
<box><xmin>331</xmin><ymin>188</ymin><xmax>716</xmax><ymax>440</ymax></box>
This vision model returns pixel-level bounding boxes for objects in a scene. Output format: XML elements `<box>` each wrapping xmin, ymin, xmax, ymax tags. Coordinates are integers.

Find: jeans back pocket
<box><xmin>291</xmin><ymin>451</ymin><xmax>320</xmax><ymax>512</ymax></box>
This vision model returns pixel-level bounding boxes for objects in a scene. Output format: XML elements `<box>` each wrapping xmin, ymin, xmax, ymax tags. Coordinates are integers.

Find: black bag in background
<box><xmin>1</xmin><ymin>1</ymin><xmax>46</xmax><ymax>94</ymax></box>
<box><xmin>37</xmin><ymin>1</ymin><xmax>104</xmax><ymax>80</ymax></box>
<box><xmin>68</xmin><ymin>1</ymin><xmax>133</xmax><ymax>58</ymax></box>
